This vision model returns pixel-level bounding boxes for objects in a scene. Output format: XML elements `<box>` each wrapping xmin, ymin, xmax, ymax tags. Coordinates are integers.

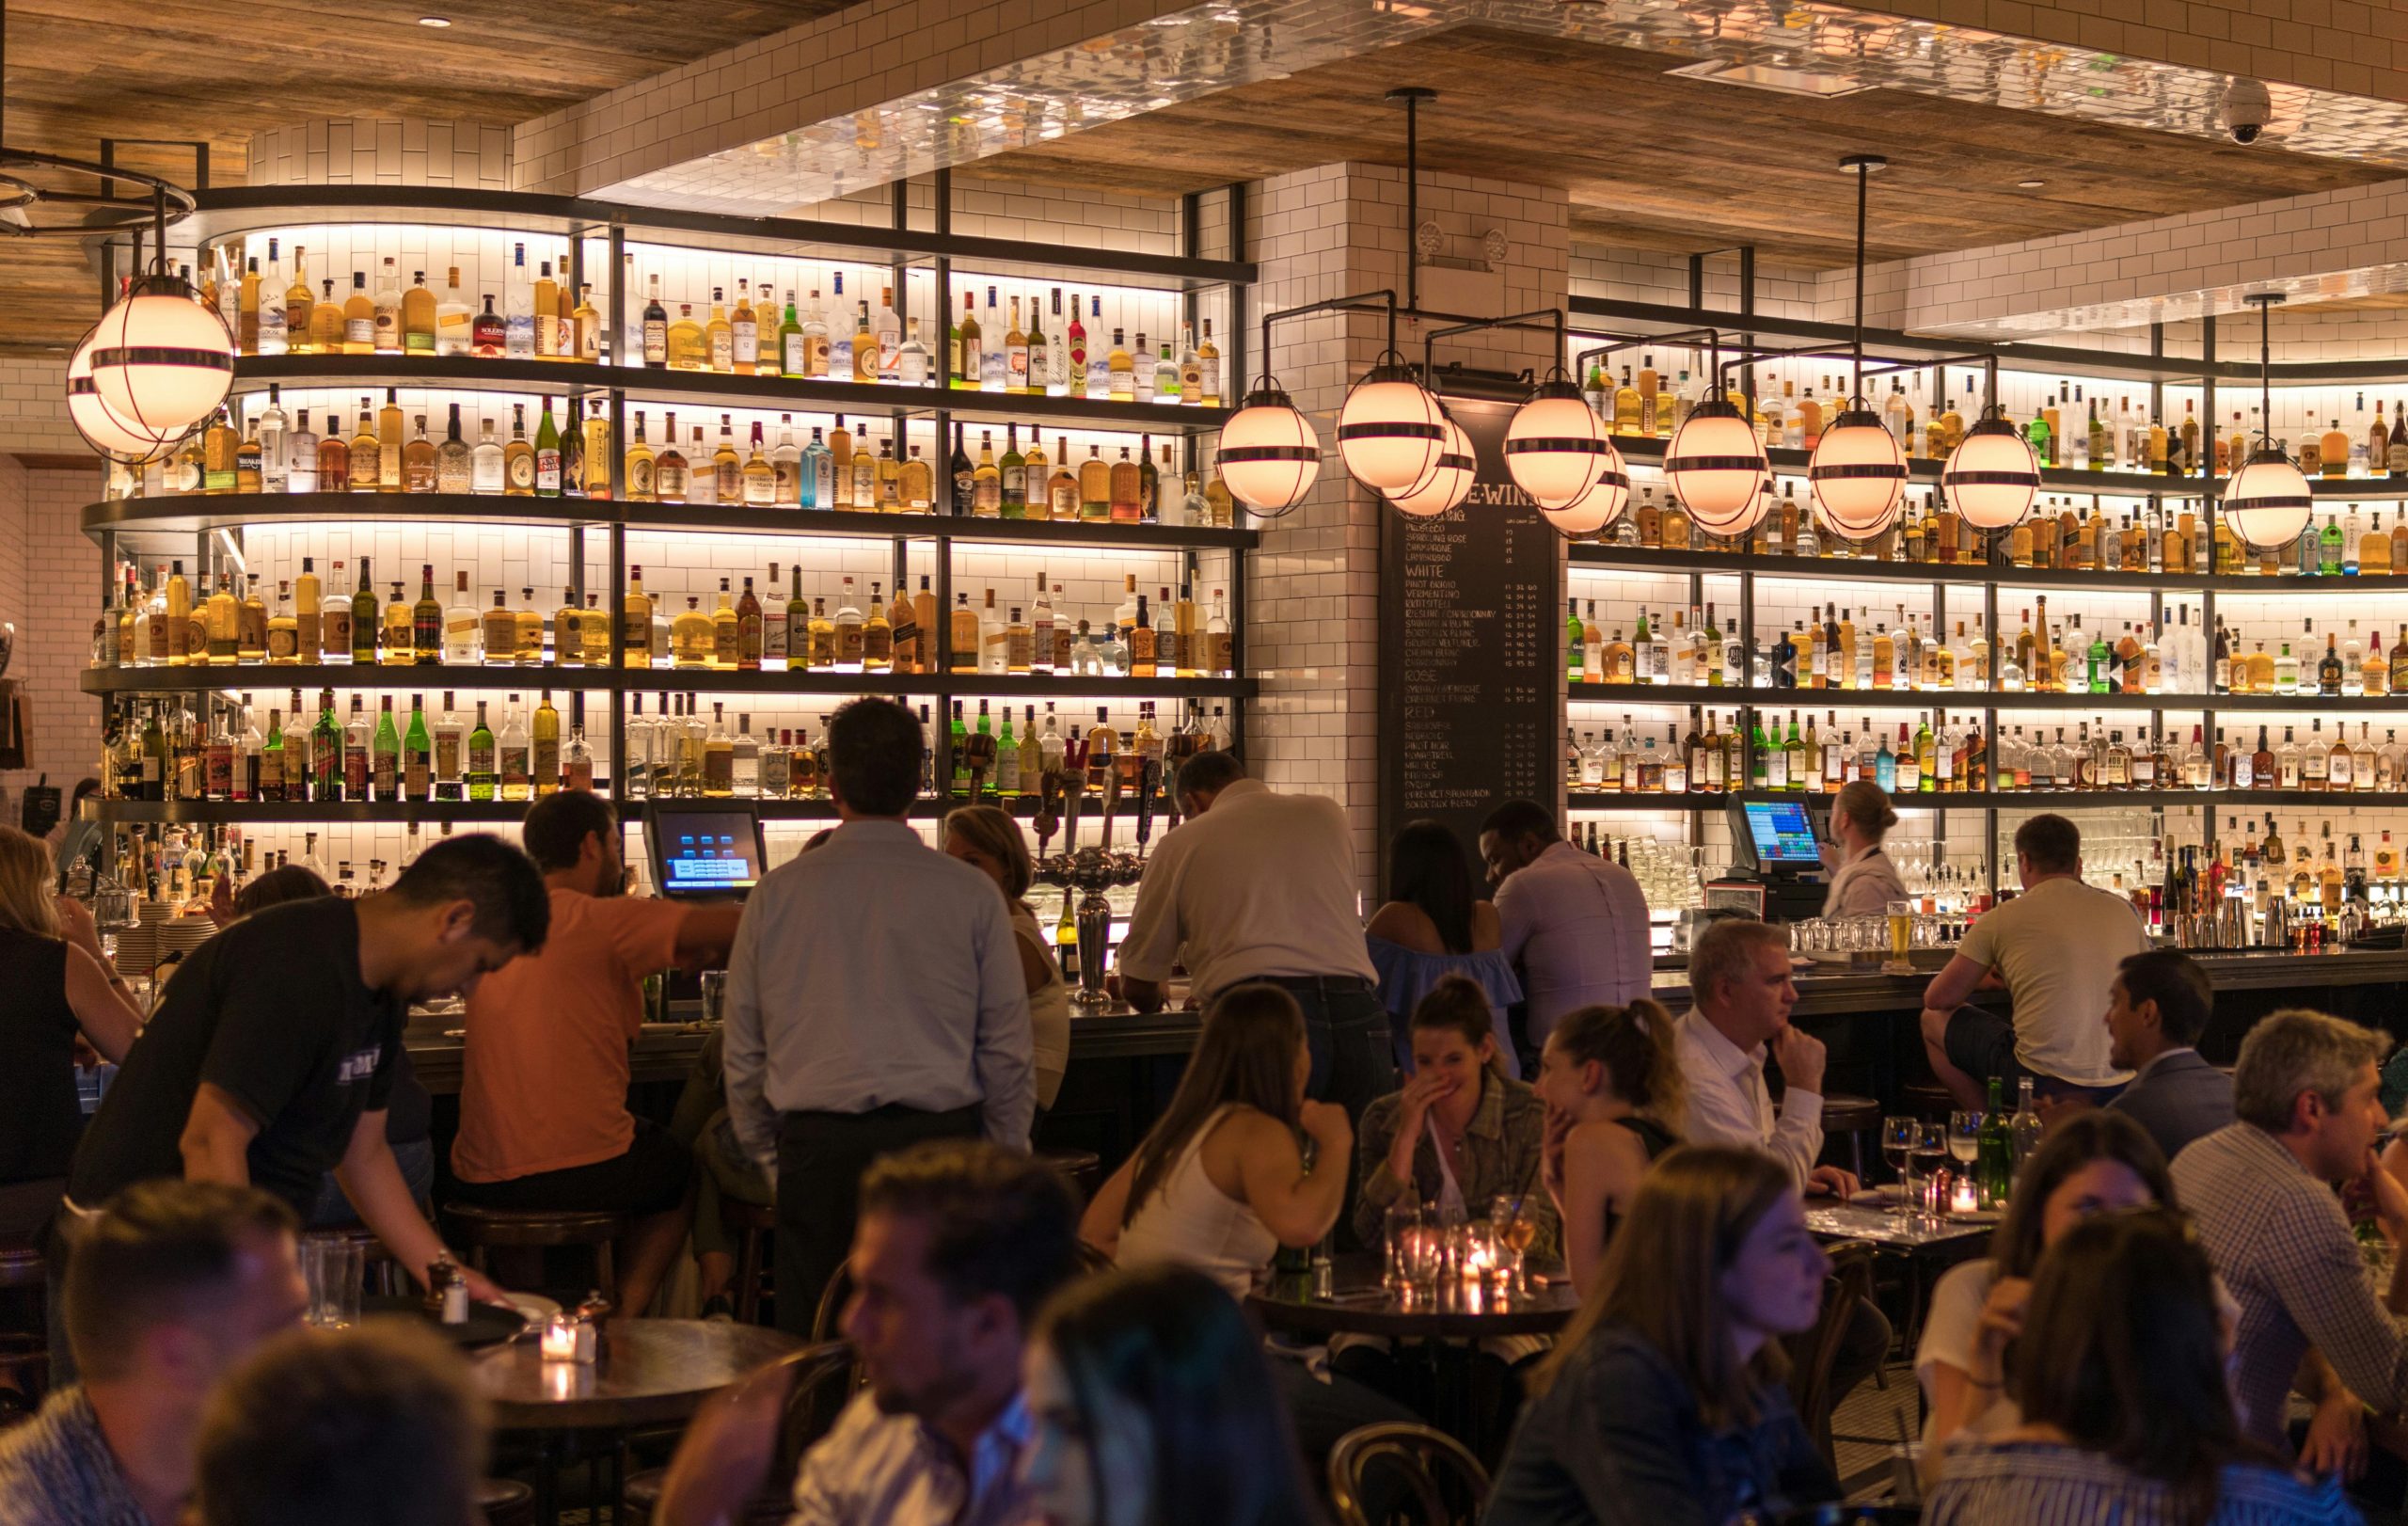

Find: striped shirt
<box><xmin>1926</xmin><ymin>1439</ymin><xmax>2360</xmax><ymax>1526</ymax></box>
<box><xmin>2171</xmin><ymin>1121</ymin><xmax>2408</xmax><ymax>1450</ymax></box>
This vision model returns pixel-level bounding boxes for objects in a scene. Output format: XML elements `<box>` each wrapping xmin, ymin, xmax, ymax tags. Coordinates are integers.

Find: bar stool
<box><xmin>1819</xmin><ymin>1093</ymin><xmax>1883</xmax><ymax>1183</ymax></box>
<box><xmin>1902</xmin><ymin>1080</ymin><xmax>1957</xmax><ymax>1121</ymax></box>
<box><xmin>1034</xmin><ymin>1147</ymin><xmax>1103</xmax><ymax>1205</ymax></box>
<box><xmin>721</xmin><ymin>1200</ymin><xmax>777</xmax><ymax>1326</ymax></box>
<box><xmin>441</xmin><ymin>1205</ymin><xmax>626</xmax><ymax>1306</ymax></box>
<box><xmin>475</xmin><ymin>1478</ymin><xmax>535</xmax><ymax>1526</ymax></box>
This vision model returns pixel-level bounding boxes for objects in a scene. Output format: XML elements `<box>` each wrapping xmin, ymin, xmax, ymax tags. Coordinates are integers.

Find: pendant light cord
<box><xmin>2260</xmin><ymin>297</ymin><xmax>2273</xmax><ymax>452</ymax></box>
<box><xmin>1852</xmin><ymin>159</ymin><xmax>1867</xmax><ymax>405</ymax></box>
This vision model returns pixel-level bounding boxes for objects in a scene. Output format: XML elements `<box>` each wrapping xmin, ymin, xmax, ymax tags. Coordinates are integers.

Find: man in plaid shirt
<box><xmin>2173</xmin><ymin>1009</ymin><xmax>2408</xmax><ymax>1453</ymax></box>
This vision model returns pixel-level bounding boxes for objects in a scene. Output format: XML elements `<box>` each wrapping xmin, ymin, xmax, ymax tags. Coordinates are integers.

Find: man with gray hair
<box><xmin>2172</xmin><ymin>1009</ymin><xmax>2408</xmax><ymax>1451</ymax></box>
<box><xmin>1673</xmin><ymin>918</ymin><xmax>1856</xmax><ymax>1198</ymax></box>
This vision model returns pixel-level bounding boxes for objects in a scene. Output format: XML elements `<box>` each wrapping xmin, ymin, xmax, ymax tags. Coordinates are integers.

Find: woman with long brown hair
<box><xmin>0</xmin><ymin>825</ymin><xmax>142</xmax><ymax>1240</ymax></box>
<box><xmin>1529</xmin><ymin>997</ymin><xmax>1685</xmax><ymax>1296</ymax></box>
<box><xmin>1081</xmin><ymin>981</ymin><xmax>1414</xmax><ymax>1464</ymax></box>
<box><xmin>1486</xmin><ymin>1145</ymin><xmax>1839</xmax><ymax>1526</ymax></box>
<box><xmin>1926</xmin><ymin>1208</ymin><xmax>2353</xmax><ymax>1526</ymax></box>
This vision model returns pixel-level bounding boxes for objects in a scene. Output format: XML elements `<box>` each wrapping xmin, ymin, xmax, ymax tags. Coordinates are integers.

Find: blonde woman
<box><xmin>943</xmin><ymin>805</ymin><xmax>1069</xmax><ymax>1111</ymax></box>
<box><xmin>0</xmin><ymin>825</ymin><xmax>142</xmax><ymax>1238</ymax></box>
<box><xmin>1822</xmin><ymin>779</ymin><xmax>1910</xmax><ymax>918</ymax></box>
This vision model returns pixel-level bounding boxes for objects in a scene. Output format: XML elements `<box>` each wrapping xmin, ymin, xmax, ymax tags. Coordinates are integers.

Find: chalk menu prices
<box><xmin>1378</xmin><ymin>395</ymin><xmax>1562</xmax><ymax>868</ymax></box>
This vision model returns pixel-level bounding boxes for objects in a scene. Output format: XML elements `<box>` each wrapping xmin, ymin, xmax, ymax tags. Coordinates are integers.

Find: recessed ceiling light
<box><xmin>2018</xmin><ymin>179</ymin><xmax>2046</xmax><ymax>188</ymax></box>
<box><xmin>1666</xmin><ymin>58</ymin><xmax>1871</xmax><ymax>99</ymax></box>
<box><xmin>419</xmin><ymin>15</ymin><xmax>452</xmax><ymax>25</ymax></box>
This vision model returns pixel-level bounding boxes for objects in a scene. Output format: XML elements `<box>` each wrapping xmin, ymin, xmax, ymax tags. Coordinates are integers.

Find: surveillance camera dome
<box><xmin>2225</xmin><ymin>77</ymin><xmax>2273</xmax><ymax>144</ymax></box>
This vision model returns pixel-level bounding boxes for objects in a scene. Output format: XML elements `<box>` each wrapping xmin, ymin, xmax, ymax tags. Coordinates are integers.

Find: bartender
<box><xmin>1821</xmin><ymin>780</ymin><xmax>1910</xmax><ymax>917</ymax></box>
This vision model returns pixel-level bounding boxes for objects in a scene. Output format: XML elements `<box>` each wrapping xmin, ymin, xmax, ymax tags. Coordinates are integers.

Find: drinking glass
<box><xmin>1880</xmin><ymin>1115</ymin><xmax>1918</xmax><ymax>1221</ymax></box>
<box><xmin>1913</xmin><ymin>1124</ymin><xmax>1950</xmax><ymax>1220</ymax></box>
<box><xmin>1402</xmin><ymin>1221</ymin><xmax>1445</xmax><ymax>1302</ymax></box>
<box><xmin>1383</xmin><ymin>1201</ymin><xmax>1422</xmax><ymax>1292</ymax></box>
<box><xmin>303</xmin><ymin>1237</ymin><xmax>362</xmax><ymax>1328</ymax></box>
<box><xmin>1490</xmin><ymin>1194</ymin><xmax>1537</xmax><ymax>1296</ymax></box>
<box><xmin>1947</xmin><ymin>1110</ymin><xmax>1983</xmax><ymax>1169</ymax></box>
<box><xmin>1885</xmin><ymin>898</ymin><xmax>1914</xmax><ymax>970</ymax></box>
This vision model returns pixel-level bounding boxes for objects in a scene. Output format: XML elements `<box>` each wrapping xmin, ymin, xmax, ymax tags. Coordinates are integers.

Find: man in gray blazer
<box><xmin>2105</xmin><ymin>948</ymin><xmax>2233</xmax><ymax>1162</ymax></box>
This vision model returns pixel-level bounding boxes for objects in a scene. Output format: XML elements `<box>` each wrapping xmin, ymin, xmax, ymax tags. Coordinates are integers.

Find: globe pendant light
<box><xmin>1389</xmin><ymin>411</ymin><xmax>1478</xmax><ymax>517</ymax></box>
<box><xmin>1219</xmin><ymin>382</ymin><xmax>1322</xmax><ymax>517</ymax></box>
<box><xmin>1665</xmin><ymin>396</ymin><xmax>1769</xmax><ymax>534</ymax></box>
<box><xmin>1505</xmin><ymin>373</ymin><xmax>1611</xmax><ymax>509</ymax></box>
<box><xmin>1808</xmin><ymin>154</ymin><xmax>1906</xmax><ymax>542</ymax></box>
<box><xmin>1337</xmin><ymin>355</ymin><xmax>1447</xmax><ymax>494</ymax></box>
<box><xmin>2224</xmin><ymin>293</ymin><xmax>2314</xmax><ymax>550</ymax></box>
<box><xmin>67</xmin><ymin>326</ymin><xmax>177</xmax><ymax>463</ymax></box>
<box><xmin>87</xmin><ymin>271</ymin><xmax>234</xmax><ymax>442</ymax></box>
<box><xmin>1539</xmin><ymin>436</ymin><xmax>1631</xmax><ymax>535</ymax></box>
<box><xmin>1941</xmin><ymin>407</ymin><xmax>2040</xmax><ymax>530</ymax></box>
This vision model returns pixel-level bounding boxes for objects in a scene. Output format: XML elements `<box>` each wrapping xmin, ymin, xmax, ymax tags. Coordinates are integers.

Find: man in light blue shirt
<box><xmin>725</xmin><ymin>698</ymin><xmax>1033</xmax><ymax>1332</ymax></box>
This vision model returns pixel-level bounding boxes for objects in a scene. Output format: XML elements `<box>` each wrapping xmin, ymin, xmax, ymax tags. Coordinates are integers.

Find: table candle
<box><xmin>540</xmin><ymin>1315</ymin><xmax>579</xmax><ymax>1361</ymax></box>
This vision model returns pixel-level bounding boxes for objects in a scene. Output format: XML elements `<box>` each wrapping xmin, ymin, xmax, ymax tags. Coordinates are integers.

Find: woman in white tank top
<box><xmin>1082</xmin><ymin>985</ymin><xmax>1355</xmax><ymax>1295</ymax></box>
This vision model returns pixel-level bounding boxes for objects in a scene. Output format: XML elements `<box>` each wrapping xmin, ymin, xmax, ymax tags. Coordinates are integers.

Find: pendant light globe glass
<box><xmin>1504</xmin><ymin>378</ymin><xmax>1610</xmax><ymax>509</ymax></box>
<box><xmin>1218</xmin><ymin>386</ymin><xmax>1322</xmax><ymax>515</ymax></box>
<box><xmin>1664</xmin><ymin>399</ymin><xmax>1768</xmax><ymax>527</ymax></box>
<box><xmin>2224</xmin><ymin>445</ymin><xmax>2315</xmax><ymax>548</ymax></box>
<box><xmin>1941</xmin><ymin>413</ymin><xmax>2040</xmax><ymax>530</ymax></box>
<box><xmin>1807</xmin><ymin>407</ymin><xmax>1908</xmax><ymax>532</ymax></box>
<box><xmin>67</xmin><ymin>327</ymin><xmax>178</xmax><ymax>463</ymax></box>
<box><xmin>1336</xmin><ymin>359</ymin><xmax>1446</xmax><ymax>493</ymax></box>
<box><xmin>1538</xmin><ymin>437</ymin><xmax>1631</xmax><ymax>535</ymax></box>
<box><xmin>1387</xmin><ymin>414</ymin><xmax>1477</xmax><ymax>517</ymax></box>
<box><xmin>86</xmin><ymin>274</ymin><xmax>234</xmax><ymax>440</ymax></box>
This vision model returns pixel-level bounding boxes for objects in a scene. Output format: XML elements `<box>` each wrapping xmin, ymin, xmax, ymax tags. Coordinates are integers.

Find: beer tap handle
<box><xmin>1033</xmin><ymin>771</ymin><xmax>1061</xmax><ymax>855</ymax></box>
<box><xmin>1134</xmin><ymin>758</ymin><xmax>1158</xmax><ymax>851</ymax></box>
<box><xmin>1098</xmin><ymin>766</ymin><xmax>1121</xmax><ymax>853</ymax></box>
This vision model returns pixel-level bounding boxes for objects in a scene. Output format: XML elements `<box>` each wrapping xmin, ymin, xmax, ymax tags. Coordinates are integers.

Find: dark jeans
<box><xmin>307</xmin><ymin>1137</ymin><xmax>436</xmax><ymax>1229</ymax></box>
<box><xmin>1269</xmin><ymin>1350</ymin><xmax>1420</xmax><ymax>1476</ymax></box>
<box><xmin>1246</xmin><ymin>976</ymin><xmax>1394</xmax><ymax>1249</ymax></box>
<box><xmin>773</xmin><ymin>1104</ymin><xmax>982</xmax><ymax>1338</ymax></box>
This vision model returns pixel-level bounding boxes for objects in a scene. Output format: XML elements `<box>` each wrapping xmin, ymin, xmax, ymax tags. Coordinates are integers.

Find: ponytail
<box><xmin>1550</xmin><ymin>998</ymin><xmax>1685</xmax><ymax>1135</ymax></box>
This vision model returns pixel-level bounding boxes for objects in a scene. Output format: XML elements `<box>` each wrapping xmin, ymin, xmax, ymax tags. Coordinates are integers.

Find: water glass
<box><xmin>1401</xmin><ymin>1221</ymin><xmax>1446</xmax><ymax>1301</ymax></box>
<box><xmin>1880</xmin><ymin>1115</ymin><xmax>1919</xmax><ymax>1221</ymax></box>
<box><xmin>1383</xmin><ymin>1201</ymin><xmax>1422</xmax><ymax>1292</ymax></box>
<box><xmin>303</xmin><ymin>1237</ymin><xmax>363</xmax><ymax>1328</ymax></box>
<box><xmin>699</xmin><ymin>969</ymin><xmax>728</xmax><ymax>1025</ymax></box>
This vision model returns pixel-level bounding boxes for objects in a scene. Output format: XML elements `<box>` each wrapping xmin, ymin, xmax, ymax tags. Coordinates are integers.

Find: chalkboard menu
<box><xmin>1379</xmin><ymin>395</ymin><xmax>1562</xmax><ymax>874</ymax></box>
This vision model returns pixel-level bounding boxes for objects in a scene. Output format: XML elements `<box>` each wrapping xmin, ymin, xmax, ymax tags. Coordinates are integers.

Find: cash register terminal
<box><xmin>1710</xmin><ymin>797</ymin><xmax>1831</xmax><ymax>924</ymax></box>
<box><xmin>642</xmin><ymin>800</ymin><xmax>768</xmax><ymax>901</ymax></box>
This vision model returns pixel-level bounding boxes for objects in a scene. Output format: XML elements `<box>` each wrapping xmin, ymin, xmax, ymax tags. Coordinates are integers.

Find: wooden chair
<box><xmin>441</xmin><ymin>1204</ymin><xmax>627</xmax><ymax>1306</ymax></box>
<box><xmin>1783</xmin><ymin>1240</ymin><xmax>1878</xmax><ymax>1468</ymax></box>
<box><xmin>721</xmin><ymin>1199</ymin><xmax>777</xmax><ymax>1325</ymax></box>
<box><xmin>1328</xmin><ymin>1422</ymin><xmax>1492</xmax><ymax>1526</ymax></box>
<box><xmin>619</xmin><ymin>1342</ymin><xmax>857</xmax><ymax>1526</ymax></box>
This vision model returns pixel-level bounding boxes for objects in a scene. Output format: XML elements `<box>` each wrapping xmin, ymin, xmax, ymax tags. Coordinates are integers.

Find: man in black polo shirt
<box><xmin>64</xmin><ymin>835</ymin><xmax>548</xmax><ymax>1335</ymax></box>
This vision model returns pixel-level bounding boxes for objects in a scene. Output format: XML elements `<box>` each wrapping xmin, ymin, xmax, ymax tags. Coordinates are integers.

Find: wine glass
<box><xmin>1880</xmin><ymin>1115</ymin><xmax>1918</xmax><ymax>1221</ymax></box>
<box><xmin>1913</xmin><ymin>1123</ymin><xmax>1950</xmax><ymax>1220</ymax></box>
<box><xmin>1948</xmin><ymin>1110</ymin><xmax>1983</xmax><ymax>1211</ymax></box>
<box><xmin>1490</xmin><ymin>1194</ymin><xmax>1537</xmax><ymax>1296</ymax></box>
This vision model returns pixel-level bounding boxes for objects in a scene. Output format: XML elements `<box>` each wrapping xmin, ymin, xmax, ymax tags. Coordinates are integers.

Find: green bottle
<box><xmin>403</xmin><ymin>694</ymin><xmax>432</xmax><ymax>801</ymax></box>
<box><xmin>777</xmin><ymin>293</ymin><xmax>804</xmax><ymax>379</ymax></box>
<box><xmin>949</xmin><ymin>700</ymin><xmax>969</xmax><ymax>800</ymax></box>
<box><xmin>372</xmin><ymin>696</ymin><xmax>401</xmax><ymax>801</ymax></box>
<box><xmin>2321</xmin><ymin>514</ymin><xmax>2345</xmax><ymax>575</ymax></box>
<box><xmin>1976</xmin><ymin>1076</ymin><xmax>2015</xmax><ymax>1207</ymax></box>
<box><xmin>1749</xmin><ymin>714</ymin><xmax>1771</xmax><ymax>789</ymax></box>
<box><xmin>260</xmin><ymin>707</ymin><xmax>284</xmax><ymax>803</ymax></box>
<box><xmin>351</xmin><ymin>556</ymin><xmax>378</xmax><ymax>663</ymax></box>
<box><xmin>1913</xmin><ymin>714</ymin><xmax>1936</xmax><ymax>794</ymax></box>
<box><xmin>311</xmin><ymin>689</ymin><xmax>342</xmax><ymax>801</ymax></box>
<box><xmin>467</xmin><ymin>700</ymin><xmax>497</xmax><ymax>803</ymax></box>
<box><xmin>975</xmin><ymin>701</ymin><xmax>995</xmax><ymax>802</ymax></box>
<box><xmin>534</xmin><ymin>396</ymin><xmax>562</xmax><ymax>499</ymax></box>
<box><xmin>999</xmin><ymin>426</ymin><xmax>1026</xmax><ymax>519</ymax></box>
<box><xmin>2087</xmin><ymin>624</ymin><xmax>2113</xmax><ymax>693</ymax></box>
<box><xmin>1565</xmin><ymin>599</ymin><xmax>1584</xmax><ymax>680</ymax></box>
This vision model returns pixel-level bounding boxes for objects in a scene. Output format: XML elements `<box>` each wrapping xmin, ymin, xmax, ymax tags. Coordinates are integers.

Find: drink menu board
<box><xmin>1379</xmin><ymin>395</ymin><xmax>1562</xmax><ymax>873</ymax></box>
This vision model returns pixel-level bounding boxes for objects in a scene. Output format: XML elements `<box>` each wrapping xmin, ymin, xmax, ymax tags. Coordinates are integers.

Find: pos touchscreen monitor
<box><xmin>1736</xmin><ymin>798</ymin><xmax>1825</xmax><ymax>870</ymax></box>
<box><xmin>642</xmin><ymin>801</ymin><xmax>768</xmax><ymax>899</ymax></box>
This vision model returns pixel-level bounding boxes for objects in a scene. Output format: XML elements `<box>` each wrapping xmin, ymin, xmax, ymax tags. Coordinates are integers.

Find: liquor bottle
<box><xmin>498</xmin><ymin>698</ymin><xmax>531</xmax><ymax>802</ymax></box>
<box><xmin>531</xmin><ymin>691</ymin><xmax>562</xmax><ymax>796</ymax></box>
<box><xmin>1976</xmin><ymin>1077</ymin><xmax>2015</xmax><ymax>1206</ymax></box>
<box><xmin>468</xmin><ymin>415</ymin><xmax>504</xmax><ymax>494</ymax></box>
<box><xmin>534</xmin><ymin>397</ymin><xmax>562</xmax><ymax>497</ymax></box>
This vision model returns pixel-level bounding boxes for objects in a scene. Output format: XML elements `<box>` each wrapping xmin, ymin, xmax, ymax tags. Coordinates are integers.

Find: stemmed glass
<box><xmin>1490</xmin><ymin>1195</ymin><xmax>1537</xmax><ymax>1296</ymax></box>
<box><xmin>1881</xmin><ymin>1115</ymin><xmax>1919</xmax><ymax>1222</ymax></box>
<box><xmin>1947</xmin><ymin>1110</ymin><xmax>1984</xmax><ymax>1209</ymax></box>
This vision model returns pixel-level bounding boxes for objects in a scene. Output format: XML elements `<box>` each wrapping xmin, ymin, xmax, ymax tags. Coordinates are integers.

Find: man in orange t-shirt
<box><xmin>452</xmin><ymin>791</ymin><xmax>741</xmax><ymax>1317</ymax></box>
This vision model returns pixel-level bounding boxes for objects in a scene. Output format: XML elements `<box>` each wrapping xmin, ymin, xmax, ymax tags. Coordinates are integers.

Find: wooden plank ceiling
<box><xmin>974</xmin><ymin>25</ymin><xmax>2393</xmax><ymax>273</ymax></box>
<box><xmin>0</xmin><ymin>0</ymin><xmax>850</xmax><ymax>349</ymax></box>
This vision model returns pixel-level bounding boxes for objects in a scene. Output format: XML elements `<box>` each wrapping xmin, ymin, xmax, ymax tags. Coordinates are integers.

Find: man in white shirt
<box><xmin>1674</xmin><ymin>917</ymin><xmax>1858</xmax><ymax>1198</ymax></box>
<box><xmin>1116</xmin><ymin>752</ymin><xmax>1392</xmax><ymax>1126</ymax></box>
<box><xmin>1921</xmin><ymin>813</ymin><xmax>2150</xmax><ymax>1111</ymax></box>
<box><xmin>725</xmin><ymin>698</ymin><xmax>1034</xmax><ymax>1332</ymax></box>
<box><xmin>649</xmin><ymin>1142</ymin><xmax>1082</xmax><ymax>1526</ymax></box>
<box><xmin>1479</xmin><ymin>800</ymin><xmax>1651</xmax><ymax>1066</ymax></box>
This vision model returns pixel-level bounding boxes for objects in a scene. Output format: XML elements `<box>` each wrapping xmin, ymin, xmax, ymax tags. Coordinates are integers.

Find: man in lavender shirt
<box><xmin>1479</xmin><ymin>800</ymin><xmax>1653</xmax><ymax>1069</ymax></box>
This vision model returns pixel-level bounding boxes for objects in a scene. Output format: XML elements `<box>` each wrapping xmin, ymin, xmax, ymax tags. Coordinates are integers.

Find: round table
<box><xmin>1246</xmin><ymin>1255</ymin><xmax>1579</xmax><ymax>1460</ymax></box>
<box><xmin>472</xmin><ymin>1318</ymin><xmax>802</xmax><ymax>1521</ymax></box>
